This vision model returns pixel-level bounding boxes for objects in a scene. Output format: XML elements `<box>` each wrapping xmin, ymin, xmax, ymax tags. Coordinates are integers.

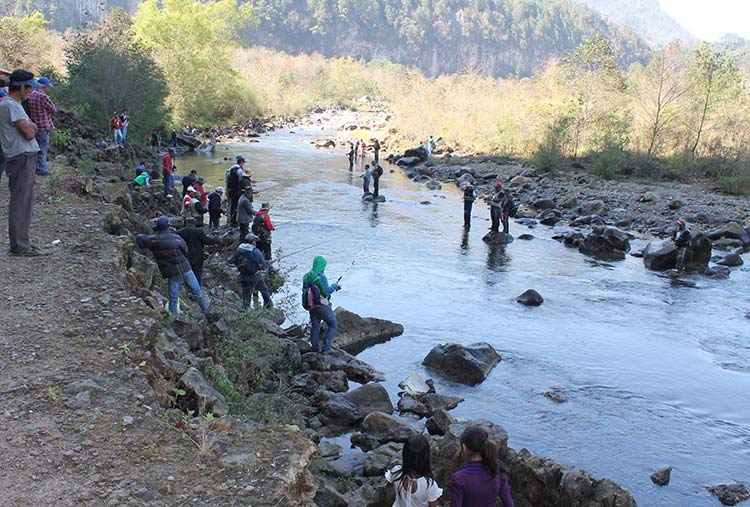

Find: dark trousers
<box><xmin>209</xmin><ymin>210</ymin><xmax>221</xmax><ymax>229</ymax></box>
<box><xmin>6</xmin><ymin>153</ymin><xmax>37</xmax><ymax>252</ymax></box>
<box><xmin>242</xmin><ymin>277</ymin><xmax>272</xmax><ymax>308</ymax></box>
<box><xmin>239</xmin><ymin>222</ymin><xmax>249</xmax><ymax>238</ymax></box>
<box><xmin>373</xmin><ymin>177</ymin><xmax>380</xmax><ymax>197</ymax></box>
<box><xmin>502</xmin><ymin>212</ymin><xmax>510</xmax><ymax>234</ymax></box>
<box><xmin>374</xmin><ymin>151</ymin><xmax>379</xmax><ymax>163</ymax></box>
<box><xmin>348</xmin><ymin>158</ymin><xmax>353</xmax><ymax>171</ymax></box>
<box><xmin>192</xmin><ymin>260</ymin><xmax>204</xmax><ymax>285</ymax></box>
<box><xmin>675</xmin><ymin>247</ymin><xmax>687</xmax><ymax>271</ymax></box>
<box><xmin>229</xmin><ymin>193</ymin><xmax>240</xmax><ymax>226</ymax></box>
<box><xmin>490</xmin><ymin>206</ymin><xmax>500</xmax><ymax>233</ymax></box>
<box><xmin>464</xmin><ymin>201</ymin><xmax>473</xmax><ymax>227</ymax></box>
<box><xmin>257</xmin><ymin>240</ymin><xmax>272</xmax><ymax>261</ymax></box>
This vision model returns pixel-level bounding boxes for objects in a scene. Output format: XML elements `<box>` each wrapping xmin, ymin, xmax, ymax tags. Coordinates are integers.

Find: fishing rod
<box><xmin>336</xmin><ymin>233</ymin><xmax>379</xmax><ymax>283</ymax></box>
<box><xmin>274</xmin><ymin>239</ymin><xmax>329</xmax><ymax>262</ymax></box>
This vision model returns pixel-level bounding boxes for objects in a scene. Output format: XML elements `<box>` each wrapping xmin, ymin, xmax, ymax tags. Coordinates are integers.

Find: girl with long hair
<box><xmin>385</xmin><ymin>434</ymin><xmax>443</xmax><ymax>507</ymax></box>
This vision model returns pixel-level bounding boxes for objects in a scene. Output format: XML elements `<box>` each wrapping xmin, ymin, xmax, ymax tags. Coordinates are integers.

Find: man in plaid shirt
<box><xmin>27</xmin><ymin>76</ymin><xmax>56</xmax><ymax>176</ymax></box>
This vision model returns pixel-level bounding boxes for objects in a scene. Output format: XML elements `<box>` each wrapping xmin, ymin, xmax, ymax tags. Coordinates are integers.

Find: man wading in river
<box><xmin>672</xmin><ymin>218</ymin><xmax>690</xmax><ymax>272</ymax></box>
<box><xmin>462</xmin><ymin>183</ymin><xmax>477</xmax><ymax>229</ymax></box>
<box><xmin>303</xmin><ymin>256</ymin><xmax>341</xmax><ymax>353</ymax></box>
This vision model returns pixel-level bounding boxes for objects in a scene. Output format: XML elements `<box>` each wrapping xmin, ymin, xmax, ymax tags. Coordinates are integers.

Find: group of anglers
<box><xmin>462</xmin><ymin>181</ymin><xmax>516</xmax><ymax>233</ymax></box>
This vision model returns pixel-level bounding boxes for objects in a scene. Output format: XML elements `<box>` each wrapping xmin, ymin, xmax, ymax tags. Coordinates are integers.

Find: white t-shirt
<box><xmin>385</xmin><ymin>465</ymin><xmax>442</xmax><ymax>507</ymax></box>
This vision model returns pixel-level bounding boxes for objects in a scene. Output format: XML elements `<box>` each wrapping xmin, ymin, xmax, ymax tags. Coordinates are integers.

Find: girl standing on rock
<box><xmin>450</xmin><ymin>426</ymin><xmax>514</xmax><ymax>507</ymax></box>
<box><xmin>385</xmin><ymin>434</ymin><xmax>442</xmax><ymax>507</ymax></box>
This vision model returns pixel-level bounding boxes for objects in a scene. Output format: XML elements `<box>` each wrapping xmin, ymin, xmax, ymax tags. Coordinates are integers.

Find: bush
<box><xmin>531</xmin><ymin>118</ymin><xmax>569</xmax><ymax>171</ymax></box>
<box><xmin>717</xmin><ymin>175</ymin><xmax>750</xmax><ymax>195</ymax></box>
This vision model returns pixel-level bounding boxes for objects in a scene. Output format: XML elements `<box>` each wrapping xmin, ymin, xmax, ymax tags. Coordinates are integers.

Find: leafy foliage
<box><xmin>60</xmin><ymin>9</ymin><xmax>169</xmax><ymax>137</ymax></box>
<box><xmin>0</xmin><ymin>11</ymin><xmax>51</xmax><ymax>71</ymax></box>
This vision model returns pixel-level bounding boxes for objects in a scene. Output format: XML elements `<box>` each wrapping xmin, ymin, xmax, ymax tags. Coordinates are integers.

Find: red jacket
<box><xmin>193</xmin><ymin>182</ymin><xmax>208</xmax><ymax>207</ymax></box>
<box><xmin>256</xmin><ymin>209</ymin><xmax>275</xmax><ymax>231</ymax></box>
<box><xmin>162</xmin><ymin>152</ymin><xmax>173</xmax><ymax>175</ymax></box>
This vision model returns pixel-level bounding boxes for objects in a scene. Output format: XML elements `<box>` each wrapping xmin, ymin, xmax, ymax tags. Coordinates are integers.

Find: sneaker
<box><xmin>166</xmin><ymin>194</ymin><xmax>173</xmax><ymax>198</ymax></box>
<box><xmin>10</xmin><ymin>245</ymin><xmax>49</xmax><ymax>256</ymax></box>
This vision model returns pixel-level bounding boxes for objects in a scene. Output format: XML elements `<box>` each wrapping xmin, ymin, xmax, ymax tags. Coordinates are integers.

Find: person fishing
<box><xmin>450</xmin><ymin>426</ymin><xmax>514</xmax><ymax>507</ymax></box>
<box><xmin>225</xmin><ymin>156</ymin><xmax>245</xmax><ymax>226</ymax></box>
<box><xmin>252</xmin><ymin>202</ymin><xmax>275</xmax><ymax>261</ymax></box>
<box><xmin>231</xmin><ymin>233</ymin><xmax>272</xmax><ymax>309</ymax></box>
<box><xmin>487</xmin><ymin>182</ymin><xmax>503</xmax><ymax>233</ymax></box>
<box><xmin>237</xmin><ymin>185</ymin><xmax>256</xmax><ymax>237</ymax></box>
<box><xmin>385</xmin><ymin>434</ymin><xmax>443</xmax><ymax>507</ymax></box>
<box><xmin>499</xmin><ymin>185</ymin><xmax>514</xmax><ymax>235</ymax></box>
<box><xmin>207</xmin><ymin>186</ymin><xmax>224</xmax><ymax>229</ymax></box>
<box><xmin>302</xmin><ymin>255</ymin><xmax>341</xmax><ymax>353</ymax></box>
<box><xmin>372</xmin><ymin>162</ymin><xmax>384</xmax><ymax>198</ymax></box>
<box><xmin>462</xmin><ymin>183</ymin><xmax>477</xmax><ymax>229</ymax></box>
<box><xmin>361</xmin><ymin>164</ymin><xmax>372</xmax><ymax>194</ymax></box>
<box><xmin>672</xmin><ymin>218</ymin><xmax>691</xmax><ymax>272</ymax></box>
<box><xmin>136</xmin><ymin>217</ymin><xmax>217</xmax><ymax>321</ymax></box>
<box><xmin>347</xmin><ymin>142</ymin><xmax>355</xmax><ymax>171</ymax></box>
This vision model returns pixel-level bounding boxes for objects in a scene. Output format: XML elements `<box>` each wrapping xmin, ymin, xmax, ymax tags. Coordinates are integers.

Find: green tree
<box><xmin>0</xmin><ymin>11</ymin><xmax>50</xmax><ymax>71</ymax></box>
<box><xmin>61</xmin><ymin>9</ymin><xmax>169</xmax><ymax>138</ymax></box>
<box><xmin>134</xmin><ymin>0</ymin><xmax>258</xmax><ymax>124</ymax></box>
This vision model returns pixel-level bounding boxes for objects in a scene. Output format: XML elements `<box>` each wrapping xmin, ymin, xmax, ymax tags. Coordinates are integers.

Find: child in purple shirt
<box><xmin>450</xmin><ymin>426</ymin><xmax>515</xmax><ymax>507</ymax></box>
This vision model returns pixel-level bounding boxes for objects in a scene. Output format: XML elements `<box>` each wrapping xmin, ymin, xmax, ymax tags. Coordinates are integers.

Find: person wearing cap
<box><xmin>136</xmin><ymin>217</ymin><xmax>217</xmax><ymax>320</ymax></box>
<box><xmin>671</xmin><ymin>218</ymin><xmax>691</xmax><ymax>271</ymax></box>
<box><xmin>182</xmin><ymin>169</ymin><xmax>198</xmax><ymax>197</ymax></box>
<box><xmin>207</xmin><ymin>187</ymin><xmax>224</xmax><ymax>229</ymax></box>
<box><xmin>487</xmin><ymin>182</ymin><xmax>504</xmax><ymax>234</ymax></box>
<box><xmin>462</xmin><ymin>182</ymin><xmax>477</xmax><ymax>229</ymax></box>
<box><xmin>252</xmin><ymin>202</ymin><xmax>275</xmax><ymax>261</ymax></box>
<box><xmin>162</xmin><ymin>147</ymin><xmax>176</xmax><ymax>198</ymax></box>
<box><xmin>0</xmin><ymin>69</ymin><xmax>42</xmax><ymax>255</ymax></box>
<box><xmin>231</xmin><ymin>233</ymin><xmax>272</xmax><ymax>309</ymax></box>
<box><xmin>499</xmin><ymin>186</ymin><xmax>514</xmax><ymax>234</ymax></box>
<box><xmin>193</xmin><ymin>176</ymin><xmax>208</xmax><ymax>207</ymax></box>
<box><xmin>225</xmin><ymin>156</ymin><xmax>245</xmax><ymax>226</ymax></box>
<box><xmin>27</xmin><ymin>76</ymin><xmax>56</xmax><ymax>176</ymax></box>
<box><xmin>177</xmin><ymin>217</ymin><xmax>218</xmax><ymax>284</ymax></box>
<box><xmin>134</xmin><ymin>166</ymin><xmax>151</xmax><ymax>187</ymax></box>
<box><xmin>237</xmin><ymin>185</ymin><xmax>256</xmax><ymax>238</ymax></box>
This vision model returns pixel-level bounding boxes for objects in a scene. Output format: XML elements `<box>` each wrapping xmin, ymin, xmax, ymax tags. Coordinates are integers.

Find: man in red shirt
<box><xmin>26</xmin><ymin>76</ymin><xmax>56</xmax><ymax>175</ymax></box>
<box><xmin>109</xmin><ymin>112</ymin><xmax>123</xmax><ymax>146</ymax></box>
<box><xmin>162</xmin><ymin>147</ymin><xmax>175</xmax><ymax>198</ymax></box>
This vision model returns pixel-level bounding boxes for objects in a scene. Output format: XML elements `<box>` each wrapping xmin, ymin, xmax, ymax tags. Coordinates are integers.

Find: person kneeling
<box><xmin>231</xmin><ymin>233</ymin><xmax>272</xmax><ymax>309</ymax></box>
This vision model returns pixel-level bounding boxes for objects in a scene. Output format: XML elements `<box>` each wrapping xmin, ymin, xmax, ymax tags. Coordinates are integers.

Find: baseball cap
<box><xmin>153</xmin><ymin>216</ymin><xmax>170</xmax><ymax>231</ymax></box>
<box><xmin>245</xmin><ymin>233</ymin><xmax>259</xmax><ymax>242</ymax></box>
<box><xmin>37</xmin><ymin>77</ymin><xmax>54</xmax><ymax>87</ymax></box>
<box><xmin>215</xmin><ymin>186</ymin><xmax>224</xmax><ymax>193</ymax></box>
<box><xmin>236</xmin><ymin>156</ymin><xmax>246</xmax><ymax>164</ymax></box>
<box><xmin>168</xmin><ymin>147</ymin><xmax>176</xmax><ymax>153</ymax></box>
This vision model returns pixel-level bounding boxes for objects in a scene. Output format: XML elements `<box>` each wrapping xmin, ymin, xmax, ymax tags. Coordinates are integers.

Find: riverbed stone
<box><xmin>579</xmin><ymin>199</ymin><xmax>608</xmax><ymax>216</ymax></box>
<box><xmin>425</xmin><ymin>408</ymin><xmax>456</xmax><ymax>436</ymax></box>
<box><xmin>708</xmin><ymin>222</ymin><xmax>750</xmax><ymax>247</ymax></box>
<box><xmin>579</xmin><ymin>226</ymin><xmax>631</xmax><ymax>261</ymax></box>
<box><xmin>482</xmin><ymin>231</ymin><xmax>514</xmax><ymax>245</ymax></box>
<box><xmin>398</xmin><ymin>373</ymin><xmax>432</xmax><ymax>396</ymax></box>
<box><xmin>517</xmin><ymin>289</ymin><xmax>543</xmax><ymax>306</ymax></box>
<box><xmin>333</xmin><ymin>307</ymin><xmax>404</xmax><ymax>354</ymax></box>
<box><xmin>643</xmin><ymin>233</ymin><xmax>712</xmax><ymax>271</ymax></box>
<box><xmin>343</xmin><ymin>382</ymin><xmax>394</xmax><ymax>416</ymax></box>
<box><xmin>302</xmin><ymin>349</ymin><xmax>385</xmax><ymax>384</ymax></box>
<box><xmin>708</xmin><ymin>483</ymin><xmax>750</xmax><ymax>506</ymax></box>
<box><xmin>351</xmin><ymin>412</ymin><xmax>416</xmax><ymax>451</ymax></box>
<box><xmin>533</xmin><ymin>198</ymin><xmax>555</xmax><ymax>210</ymax></box>
<box><xmin>650</xmin><ymin>467</ymin><xmax>672</xmax><ymax>486</ymax></box>
<box><xmin>717</xmin><ymin>252</ymin><xmax>743</xmax><ymax>267</ymax></box>
<box><xmin>397</xmin><ymin>392</ymin><xmax>463</xmax><ymax>417</ymax></box>
<box><xmin>178</xmin><ymin>367</ymin><xmax>228</xmax><ymax>417</ymax></box>
<box><xmin>422</xmin><ymin>342</ymin><xmax>501</xmax><ymax>385</ymax></box>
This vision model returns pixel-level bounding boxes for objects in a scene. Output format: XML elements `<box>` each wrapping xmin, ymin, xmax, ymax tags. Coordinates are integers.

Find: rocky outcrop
<box><xmin>343</xmin><ymin>382</ymin><xmax>394</xmax><ymax>416</ymax></box>
<box><xmin>578</xmin><ymin>226</ymin><xmax>631</xmax><ymax>261</ymax></box>
<box><xmin>517</xmin><ymin>289</ymin><xmax>543</xmax><ymax>306</ymax></box>
<box><xmin>302</xmin><ymin>349</ymin><xmax>385</xmax><ymax>384</ymax></box>
<box><xmin>423</xmin><ymin>342</ymin><xmax>501</xmax><ymax>385</ymax></box>
<box><xmin>334</xmin><ymin>307</ymin><xmax>404</xmax><ymax>354</ymax></box>
<box><xmin>643</xmin><ymin>233</ymin><xmax>712</xmax><ymax>271</ymax></box>
<box><xmin>708</xmin><ymin>222</ymin><xmax>750</xmax><ymax>248</ymax></box>
<box><xmin>178</xmin><ymin>367</ymin><xmax>229</xmax><ymax>417</ymax></box>
<box><xmin>483</xmin><ymin>231</ymin><xmax>514</xmax><ymax>245</ymax></box>
<box><xmin>708</xmin><ymin>483</ymin><xmax>750</xmax><ymax>506</ymax></box>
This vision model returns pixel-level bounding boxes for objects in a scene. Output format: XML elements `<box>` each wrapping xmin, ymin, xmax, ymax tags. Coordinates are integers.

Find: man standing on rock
<box><xmin>162</xmin><ymin>147</ymin><xmax>176</xmax><ymax>198</ymax></box>
<box><xmin>231</xmin><ymin>233</ymin><xmax>272</xmax><ymax>309</ymax></box>
<box><xmin>372</xmin><ymin>162</ymin><xmax>383</xmax><ymax>198</ymax></box>
<box><xmin>207</xmin><ymin>186</ymin><xmax>224</xmax><ymax>229</ymax></box>
<box><xmin>0</xmin><ymin>69</ymin><xmax>42</xmax><ymax>255</ymax></box>
<box><xmin>177</xmin><ymin>217</ymin><xmax>218</xmax><ymax>284</ymax></box>
<box><xmin>672</xmin><ymin>218</ymin><xmax>691</xmax><ymax>271</ymax></box>
<box><xmin>252</xmin><ymin>202</ymin><xmax>275</xmax><ymax>261</ymax></box>
<box><xmin>225</xmin><ymin>156</ymin><xmax>245</xmax><ymax>227</ymax></box>
<box><xmin>487</xmin><ymin>182</ymin><xmax>503</xmax><ymax>233</ymax></box>
<box><xmin>303</xmin><ymin>255</ymin><xmax>341</xmax><ymax>353</ymax></box>
<box><xmin>136</xmin><ymin>216</ymin><xmax>217</xmax><ymax>321</ymax></box>
<box><xmin>237</xmin><ymin>185</ymin><xmax>256</xmax><ymax>238</ymax></box>
<box><xmin>462</xmin><ymin>183</ymin><xmax>477</xmax><ymax>229</ymax></box>
<box><xmin>26</xmin><ymin>76</ymin><xmax>56</xmax><ymax>176</ymax></box>
<box><xmin>361</xmin><ymin>164</ymin><xmax>372</xmax><ymax>195</ymax></box>
<box><xmin>500</xmin><ymin>187</ymin><xmax>514</xmax><ymax>235</ymax></box>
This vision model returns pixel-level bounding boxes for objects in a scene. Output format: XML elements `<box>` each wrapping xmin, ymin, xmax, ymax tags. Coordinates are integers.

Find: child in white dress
<box><xmin>385</xmin><ymin>434</ymin><xmax>442</xmax><ymax>507</ymax></box>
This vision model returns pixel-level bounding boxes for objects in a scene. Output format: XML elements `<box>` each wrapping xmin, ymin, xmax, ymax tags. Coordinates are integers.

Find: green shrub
<box><xmin>50</xmin><ymin>129</ymin><xmax>71</xmax><ymax>148</ymax></box>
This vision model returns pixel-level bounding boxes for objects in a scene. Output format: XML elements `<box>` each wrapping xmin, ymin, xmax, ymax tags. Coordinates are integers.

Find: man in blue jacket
<box><xmin>136</xmin><ymin>216</ymin><xmax>216</xmax><ymax>321</ymax></box>
<box><xmin>231</xmin><ymin>233</ymin><xmax>272</xmax><ymax>309</ymax></box>
<box><xmin>303</xmin><ymin>255</ymin><xmax>341</xmax><ymax>352</ymax></box>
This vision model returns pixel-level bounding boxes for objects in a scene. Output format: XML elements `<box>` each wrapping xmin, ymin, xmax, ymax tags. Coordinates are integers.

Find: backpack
<box><xmin>252</xmin><ymin>213</ymin><xmax>271</xmax><ymax>241</ymax></box>
<box><xmin>235</xmin><ymin>248</ymin><xmax>261</xmax><ymax>275</ymax></box>
<box><xmin>301</xmin><ymin>278</ymin><xmax>322</xmax><ymax>310</ymax></box>
<box><xmin>226</xmin><ymin>165</ymin><xmax>240</xmax><ymax>191</ymax></box>
<box><xmin>373</xmin><ymin>165</ymin><xmax>383</xmax><ymax>178</ymax></box>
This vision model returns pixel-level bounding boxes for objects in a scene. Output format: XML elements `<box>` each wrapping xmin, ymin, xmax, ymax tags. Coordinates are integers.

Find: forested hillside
<box><xmin>247</xmin><ymin>0</ymin><xmax>651</xmax><ymax>77</ymax></box>
<box><xmin>573</xmin><ymin>0</ymin><xmax>696</xmax><ymax>47</ymax></box>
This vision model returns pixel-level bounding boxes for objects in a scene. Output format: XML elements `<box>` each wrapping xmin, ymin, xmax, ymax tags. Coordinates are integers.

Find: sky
<box><xmin>658</xmin><ymin>0</ymin><xmax>750</xmax><ymax>41</ymax></box>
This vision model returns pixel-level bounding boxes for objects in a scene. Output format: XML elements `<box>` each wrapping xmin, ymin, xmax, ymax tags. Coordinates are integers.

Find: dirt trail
<box><xmin>0</xmin><ymin>176</ymin><xmax>315</xmax><ymax>507</ymax></box>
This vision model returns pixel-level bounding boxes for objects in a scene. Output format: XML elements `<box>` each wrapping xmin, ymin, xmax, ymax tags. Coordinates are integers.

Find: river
<box><xmin>181</xmin><ymin>123</ymin><xmax>750</xmax><ymax>506</ymax></box>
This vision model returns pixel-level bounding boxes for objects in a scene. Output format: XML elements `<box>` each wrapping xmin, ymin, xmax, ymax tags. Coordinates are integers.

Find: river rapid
<box><xmin>181</xmin><ymin>123</ymin><xmax>750</xmax><ymax>506</ymax></box>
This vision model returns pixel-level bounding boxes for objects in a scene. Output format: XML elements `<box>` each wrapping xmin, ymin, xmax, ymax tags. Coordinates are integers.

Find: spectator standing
<box><xmin>0</xmin><ymin>87</ymin><xmax>6</xmax><ymax>180</ymax></box>
<box><xmin>120</xmin><ymin>110</ymin><xmax>129</xmax><ymax>141</ymax></box>
<box><xmin>162</xmin><ymin>147</ymin><xmax>176</xmax><ymax>198</ymax></box>
<box><xmin>26</xmin><ymin>76</ymin><xmax>56</xmax><ymax>176</ymax></box>
<box><xmin>207</xmin><ymin>187</ymin><xmax>224</xmax><ymax>229</ymax></box>
<box><xmin>109</xmin><ymin>112</ymin><xmax>123</xmax><ymax>146</ymax></box>
<box><xmin>0</xmin><ymin>69</ymin><xmax>42</xmax><ymax>255</ymax></box>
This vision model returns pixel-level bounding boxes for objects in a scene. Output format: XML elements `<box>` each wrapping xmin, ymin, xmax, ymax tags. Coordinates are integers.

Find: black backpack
<box><xmin>235</xmin><ymin>249</ymin><xmax>260</xmax><ymax>275</ymax></box>
<box><xmin>301</xmin><ymin>278</ymin><xmax>322</xmax><ymax>310</ymax></box>
<box><xmin>373</xmin><ymin>165</ymin><xmax>383</xmax><ymax>178</ymax></box>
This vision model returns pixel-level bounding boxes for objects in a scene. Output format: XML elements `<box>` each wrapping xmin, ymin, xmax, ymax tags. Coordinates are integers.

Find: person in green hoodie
<box><xmin>303</xmin><ymin>255</ymin><xmax>341</xmax><ymax>352</ymax></box>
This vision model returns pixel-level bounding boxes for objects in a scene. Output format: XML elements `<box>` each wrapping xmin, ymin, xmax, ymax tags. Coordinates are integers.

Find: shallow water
<box><xmin>181</xmin><ymin>126</ymin><xmax>750</xmax><ymax>505</ymax></box>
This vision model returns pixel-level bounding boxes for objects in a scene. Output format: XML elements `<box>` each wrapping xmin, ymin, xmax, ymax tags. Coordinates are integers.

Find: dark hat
<box><xmin>153</xmin><ymin>216</ymin><xmax>170</xmax><ymax>231</ymax></box>
<box><xmin>236</xmin><ymin>156</ymin><xmax>246</xmax><ymax>164</ymax></box>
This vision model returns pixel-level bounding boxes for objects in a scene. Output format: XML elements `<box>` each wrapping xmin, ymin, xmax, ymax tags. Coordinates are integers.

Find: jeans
<box><xmin>163</xmin><ymin>174</ymin><xmax>173</xmax><ymax>197</ymax></box>
<box><xmin>239</xmin><ymin>222</ymin><xmax>249</xmax><ymax>238</ymax></box>
<box><xmin>167</xmin><ymin>270</ymin><xmax>210</xmax><ymax>314</ymax></box>
<box><xmin>363</xmin><ymin>179</ymin><xmax>370</xmax><ymax>194</ymax></box>
<box><xmin>122</xmin><ymin>124</ymin><xmax>128</xmax><ymax>141</ymax></box>
<box><xmin>464</xmin><ymin>201</ymin><xmax>473</xmax><ymax>227</ymax></box>
<box><xmin>675</xmin><ymin>247</ymin><xmax>687</xmax><ymax>271</ymax></box>
<box><xmin>113</xmin><ymin>128</ymin><xmax>123</xmax><ymax>146</ymax></box>
<box><xmin>241</xmin><ymin>277</ymin><xmax>272</xmax><ymax>309</ymax></box>
<box><xmin>310</xmin><ymin>304</ymin><xmax>338</xmax><ymax>352</ymax></box>
<box><xmin>35</xmin><ymin>130</ymin><xmax>50</xmax><ymax>175</ymax></box>
<box><xmin>229</xmin><ymin>194</ymin><xmax>240</xmax><ymax>226</ymax></box>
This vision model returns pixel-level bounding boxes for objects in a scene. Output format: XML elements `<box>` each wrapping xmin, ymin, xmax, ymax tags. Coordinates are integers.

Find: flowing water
<box><xmin>181</xmin><ymin>125</ymin><xmax>750</xmax><ymax>506</ymax></box>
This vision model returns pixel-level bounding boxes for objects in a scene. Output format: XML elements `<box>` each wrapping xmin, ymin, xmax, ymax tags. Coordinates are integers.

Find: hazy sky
<box><xmin>658</xmin><ymin>0</ymin><xmax>750</xmax><ymax>41</ymax></box>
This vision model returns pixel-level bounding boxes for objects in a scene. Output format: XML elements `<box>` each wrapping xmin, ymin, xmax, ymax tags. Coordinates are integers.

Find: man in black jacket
<box><xmin>672</xmin><ymin>218</ymin><xmax>691</xmax><ymax>271</ymax></box>
<box><xmin>225</xmin><ymin>156</ymin><xmax>245</xmax><ymax>226</ymax></box>
<box><xmin>136</xmin><ymin>217</ymin><xmax>216</xmax><ymax>320</ymax></box>
<box><xmin>182</xmin><ymin>169</ymin><xmax>197</xmax><ymax>197</ymax></box>
<box><xmin>177</xmin><ymin>217</ymin><xmax>218</xmax><ymax>284</ymax></box>
<box><xmin>207</xmin><ymin>186</ymin><xmax>224</xmax><ymax>229</ymax></box>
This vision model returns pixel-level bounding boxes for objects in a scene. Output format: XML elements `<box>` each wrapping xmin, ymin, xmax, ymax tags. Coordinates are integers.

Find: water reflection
<box><xmin>460</xmin><ymin>229</ymin><xmax>470</xmax><ymax>252</ymax></box>
<box><xmin>486</xmin><ymin>242</ymin><xmax>511</xmax><ymax>271</ymax></box>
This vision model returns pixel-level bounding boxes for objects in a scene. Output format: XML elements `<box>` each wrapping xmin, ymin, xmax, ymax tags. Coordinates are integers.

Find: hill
<box><xmin>572</xmin><ymin>0</ymin><xmax>696</xmax><ymax>47</ymax></box>
<box><xmin>247</xmin><ymin>0</ymin><xmax>651</xmax><ymax>77</ymax></box>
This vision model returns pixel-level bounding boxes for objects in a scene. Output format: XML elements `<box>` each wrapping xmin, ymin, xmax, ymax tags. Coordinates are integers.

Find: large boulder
<box><xmin>343</xmin><ymin>382</ymin><xmax>394</xmax><ymax>416</ymax></box>
<box><xmin>422</xmin><ymin>342</ymin><xmax>501</xmax><ymax>385</ymax></box>
<box><xmin>302</xmin><ymin>349</ymin><xmax>385</xmax><ymax>384</ymax></box>
<box><xmin>517</xmin><ymin>289</ymin><xmax>543</xmax><ymax>306</ymax></box>
<box><xmin>351</xmin><ymin>412</ymin><xmax>417</xmax><ymax>451</ymax></box>
<box><xmin>708</xmin><ymin>222</ymin><xmax>750</xmax><ymax>247</ymax></box>
<box><xmin>178</xmin><ymin>367</ymin><xmax>228</xmax><ymax>417</ymax></box>
<box><xmin>403</xmin><ymin>146</ymin><xmax>428</xmax><ymax>161</ymax></box>
<box><xmin>397</xmin><ymin>392</ymin><xmax>463</xmax><ymax>417</ymax></box>
<box><xmin>482</xmin><ymin>231</ymin><xmax>514</xmax><ymax>245</ymax></box>
<box><xmin>396</xmin><ymin>156</ymin><xmax>422</xmax><ymax>167</ymax></box>
<box><xmin>334</xmin><ymin>308</ymin><xmax>404</xmax><ymax>354</ymax></box>
<box><xmin>578</xmin><ymin>226</ymin><xmax>631</xmax><ymax>261</ymax></box>
<box><xmin>579</xmin><ymin>199</ymin><xmax>608</xmax><ymax>216</ymax></box>
<box><xmin>708</xmin><ymin>483</ymin><xmax>750</xmax><ymax>506</ymax></box>
<box><xmin>643</xmin><ymin>233</ymin><xmax>712</xmax><ymax>272</ymax></box>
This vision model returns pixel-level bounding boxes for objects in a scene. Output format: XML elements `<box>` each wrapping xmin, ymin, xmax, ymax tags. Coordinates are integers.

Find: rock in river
<box><xmin>708</xmin><ymin>483</ymin><xmax>750</xmax><ymax>506</ymax></box>
<box><xmin>334</xmin><ymin>307</ymin><xmax>404</xmax><ymax>354</ymax></box>
<box><xmin>650</xmin><ymin>467</ymin><xmax>672</xmax><ymax>486</ymax></box>
<box><xmin>642</xmin><ymin>233</ymin><xmax>712</xmax><ymax>272</ymax></box>
<box><xmin>717</xmin><ymin>252</ymin><xmax>743</xmax><ymax>267</ymax></box>
<box><xmin>517</xmin><ymin>289</ymin><xmax>543</xmax><ymax>306</ymax></box>
<box><xmin>343</xmin><ymin>382</ymin><xmax>394</xmax><ymax>416</ymax></box>
<box><xmin>708</xmin><ymin>222</ymin><xmax>750</xmax><ymax>247</ymax></box>
<box><xmin>578</xmin><ymin>226</ymin><xmax>631</xmax><ymax>261</ymax></box>
<box><xmin>482</xmin><ymin>231</ymin><xmax>514</xmax><ymax>245</ymax></box>
<box><xmin>423</xmin><ymin>342</ymin><xmax>501</xmax><ymax>385</ymax></box>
